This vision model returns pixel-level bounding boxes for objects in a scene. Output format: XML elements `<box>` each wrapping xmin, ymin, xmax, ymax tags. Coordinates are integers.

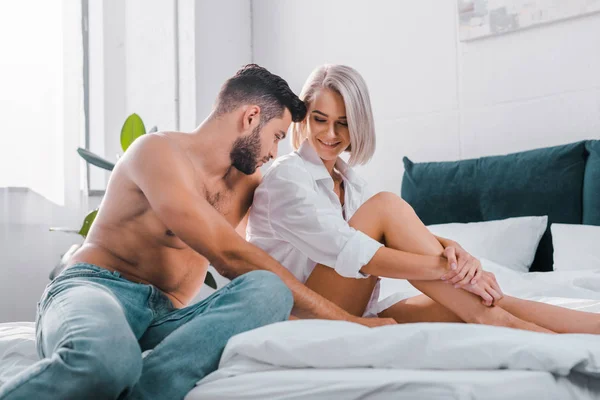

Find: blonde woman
<box><xmin>247</xmin><ymin>64</ymin><xmax>600</xmax><ymax>334</ymax></box>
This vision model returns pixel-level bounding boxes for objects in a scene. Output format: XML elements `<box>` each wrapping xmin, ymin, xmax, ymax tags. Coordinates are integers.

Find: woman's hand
<box><xmin>460</xmin><ymin>271</ymin><xmax>504</xmax><ymax>306</ymax></box>
<box><xmin>441</xmin><ymin>243</ymin><xmax>482</xmax><ymax>287</ymax></box>
<box><xmin>440</xmin><ymin>242</ymin><xmax>503</xmax><ymax>305</ymax></box>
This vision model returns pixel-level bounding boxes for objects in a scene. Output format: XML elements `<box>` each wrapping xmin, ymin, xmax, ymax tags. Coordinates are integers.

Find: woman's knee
<box><xmin>365</xmin><ymin>192</ymin><xmax>415</xmax><ymax>220</ymax></box>
<box><xmin>371</xmin><ymin>191</ymin><xmax>408</xmax><ymax>207</ymax></box>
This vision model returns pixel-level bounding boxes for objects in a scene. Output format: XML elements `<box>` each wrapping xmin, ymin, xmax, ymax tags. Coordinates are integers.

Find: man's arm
<box><xmin>125</xmin><ymin>135</ymin><xmax>389</xmax><ymax>325</ymax></box>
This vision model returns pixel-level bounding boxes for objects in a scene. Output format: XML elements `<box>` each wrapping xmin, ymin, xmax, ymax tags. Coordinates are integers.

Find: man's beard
<box><xmin>230</xmin><ymin>125</ymin><xmax>262</xmax><ymax>175</ymax></box>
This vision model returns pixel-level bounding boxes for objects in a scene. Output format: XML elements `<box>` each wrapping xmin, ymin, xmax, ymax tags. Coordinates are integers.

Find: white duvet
<box><xmin>193</xmin><ymin>260</ymin><xmax>600</xmax><ymax>399</ymax></box>
<box><xmin>193</xmin><ymin>320</ymin><xmax>600</xmax><ymax>399</ymax></box>
<box><xmin>200</xmin><ymin>319</ymin><xmax>600</xmax><ymax>380</ymax></box>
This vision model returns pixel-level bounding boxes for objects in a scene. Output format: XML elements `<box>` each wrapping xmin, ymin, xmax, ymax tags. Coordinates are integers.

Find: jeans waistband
<box><xmin>62</xmin><ymin>263</ymin><xmax>123</xmax><ymax>278</ymax></box>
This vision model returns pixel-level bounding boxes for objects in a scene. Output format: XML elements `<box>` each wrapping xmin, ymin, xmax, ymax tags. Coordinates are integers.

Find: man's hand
<box><xmin>349</xmin><ymin>316</ymin><xmax>397</xmax><ymax>328</ymax></box>
<box><xmin>460</xmin><ymin>271</ymin><xmax>503</xmax><ymax>306</ymax></box>
<box><xmin>441</xmin><ymin>243</ymin><xmax>482</xmax><ymax>287</ymax></box>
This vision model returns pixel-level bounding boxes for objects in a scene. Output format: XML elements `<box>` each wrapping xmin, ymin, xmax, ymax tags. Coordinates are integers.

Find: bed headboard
<box><xmin>400</xmin><ymin>140</ymin><xmax>600</xmax><ymax>272</ymax></box>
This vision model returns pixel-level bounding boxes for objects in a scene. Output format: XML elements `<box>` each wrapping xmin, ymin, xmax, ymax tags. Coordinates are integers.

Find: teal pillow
<box><xmin>583</xmin><ymin>140</ymin><xmax>600</xmax><ymax>225</ymax></box>
<box><xmin>401</xmin><ymin>141</ymin><xmax>588</xmax><ymax>272</ymax></box>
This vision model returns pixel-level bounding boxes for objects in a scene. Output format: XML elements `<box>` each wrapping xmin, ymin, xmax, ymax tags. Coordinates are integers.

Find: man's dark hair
<box><xmin>215</xmin><ymin>64</ymin><xmax>307</xmax><ymax>125</ymax></box>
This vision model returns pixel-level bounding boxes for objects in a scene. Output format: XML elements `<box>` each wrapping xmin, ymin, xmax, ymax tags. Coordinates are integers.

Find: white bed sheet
<box><xmin>0</xmin><ymin>322</ymin><xmax>36</xmax><ymax>387</ymax></box>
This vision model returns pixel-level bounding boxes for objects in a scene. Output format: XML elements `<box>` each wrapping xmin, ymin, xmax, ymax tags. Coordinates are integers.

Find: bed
<box><xmin>2</xmin><ymin>262</ymin><xmax>599</xmax><ymax>399</ymax></box>
<box><xmin>2</xmin><ymin>140</ymin><xmax>600</xmax><ymax>399</ymax></box>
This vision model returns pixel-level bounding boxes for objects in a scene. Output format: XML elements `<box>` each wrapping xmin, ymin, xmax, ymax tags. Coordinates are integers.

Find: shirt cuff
<box><xmin>334</xmin><ymin>230</ymin><xmax>383</xmax><ymax>279</ymax></box>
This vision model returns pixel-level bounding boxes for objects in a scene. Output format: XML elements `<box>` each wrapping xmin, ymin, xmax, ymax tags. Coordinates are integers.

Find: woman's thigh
<box><xmin>305</xmin><ymin>264</ymin><xmax>379</xmax><ymax>317</ymax></box>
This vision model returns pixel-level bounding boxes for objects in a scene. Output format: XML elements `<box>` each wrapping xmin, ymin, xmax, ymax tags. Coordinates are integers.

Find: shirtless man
<box><xmin>0</xmin><ymin>65</ymin><xmax>395</xmax><ymax>400</ymax></box>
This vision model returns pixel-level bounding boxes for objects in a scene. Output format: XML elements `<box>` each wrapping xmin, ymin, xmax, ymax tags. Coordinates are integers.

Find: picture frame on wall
<box><xmin>458</xmin><ymin>0</ymin><xmax>600</xmax><ymax>41</ymax></box>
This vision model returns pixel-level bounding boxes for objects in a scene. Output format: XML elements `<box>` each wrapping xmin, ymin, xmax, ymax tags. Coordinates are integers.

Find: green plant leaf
<box><xmin>78</xmin><ymin>209</ymin><xmax>99</xmax><ymax>238</ymax></box>
<box><xmin>120</xmin><ymin>113</ymin><xmax>146</xmax><ymax>152</ymax></box>
<box><xmin>77</xmin><ymin>148</ymin><xmax>115</xmax><ymax>171</ymax></box>
<box><xmin>204</xmin><ymin>271</ymin><xmax>217</xmax><ymax>289</ymax></box>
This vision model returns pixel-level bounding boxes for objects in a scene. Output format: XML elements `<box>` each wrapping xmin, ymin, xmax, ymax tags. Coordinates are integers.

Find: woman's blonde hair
<box><xmin>291</xmin><ymin>64</ymin><xmax>376</xmax><ymax>166</ymax></box>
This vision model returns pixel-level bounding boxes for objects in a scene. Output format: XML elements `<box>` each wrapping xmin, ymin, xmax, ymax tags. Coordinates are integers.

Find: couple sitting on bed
<box><xmin>2</xmin><ymin>64</ymin><xmax>597</xmax><ymax>400</ymax></box>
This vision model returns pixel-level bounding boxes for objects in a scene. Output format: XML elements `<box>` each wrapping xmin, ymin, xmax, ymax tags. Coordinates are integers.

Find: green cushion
<box><xmin>401</xmin><ymin>141</ymin><xmax>588</xmax><ymax>272</ymax></box>
<box><xmin>583</xmin><ymin>140</ymin><xmax>600</xmax><ymax>225</ymax></box>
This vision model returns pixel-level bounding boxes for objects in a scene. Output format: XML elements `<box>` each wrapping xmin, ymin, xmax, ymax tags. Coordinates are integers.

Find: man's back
<box><xmin>69</xmin><ymin>132</ymin><xmax>261</xmax><ymax>307</ymax></box>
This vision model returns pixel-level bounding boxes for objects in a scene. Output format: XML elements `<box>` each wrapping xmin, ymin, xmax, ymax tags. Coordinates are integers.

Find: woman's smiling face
<box><xmin>305</xmin><ymin>89</ymin><xmax>351</xmax><ymax>164</ymax></box>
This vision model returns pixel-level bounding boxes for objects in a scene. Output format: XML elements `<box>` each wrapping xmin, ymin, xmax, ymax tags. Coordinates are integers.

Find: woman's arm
<box><xmin>263</xmin><ymin>165</ymin><xmax>452</xmax><ymax>282</ymax></box>
<box><xmin>361</xmin><ymin>247</ymin><xmax>448</xmax><ymax>280</ymax></box>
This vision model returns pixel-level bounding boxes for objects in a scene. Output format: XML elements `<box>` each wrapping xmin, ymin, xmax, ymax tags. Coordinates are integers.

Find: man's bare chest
<box><xmin>197</xmin><ymin>167</ymin><xmax>258</xmax><ymax>225</ymax></box>
<box><xmin>203</xmin><ymin>183</ymin><xmax>235</xmax><ymax>214</ymax></box>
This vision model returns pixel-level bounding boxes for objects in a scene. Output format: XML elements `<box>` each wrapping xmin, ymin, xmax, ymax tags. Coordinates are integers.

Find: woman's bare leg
<box><xmin>306</xmin><ymin>192</ymin><xmax>551</xmax><ymax>332</ymax></box>
<box><xmin>305</xmin><ymin>266</ymin><xmax>380</xmax><ymax>317</ymax></box>
<box><xmin>496</xmin><ymin>296</ymin><xmax>600</xmax><ymax>334</ymax></box>
<box><xmin>360</xmin><ymin>192</ymin><xmax>599</xmax><ymax>334</ymax></box>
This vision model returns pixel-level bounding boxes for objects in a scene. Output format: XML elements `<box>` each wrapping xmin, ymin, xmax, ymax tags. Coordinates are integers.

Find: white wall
<box><xmin>252</xmin><ymin>0</ymin><xmax>600</xmax><ymax>195</ymax></box>
<box><xmin>195</xmin><ymin>0</ymin><xmax>252</xmax><ymax>121</ymax></box>
<box><xmin>88</xmin><ymin>0</ymin><xmax>177</xmax><ymax>190</ymax></box>
<box><xmin>89</xmin><ymin>0</ymin><xmax>252</xmax><ymax>191</ymax></box>
<box><xmin>459</xmin><ymin>13</ymin><xmax>600</xmax><ymax>159</ymax></box>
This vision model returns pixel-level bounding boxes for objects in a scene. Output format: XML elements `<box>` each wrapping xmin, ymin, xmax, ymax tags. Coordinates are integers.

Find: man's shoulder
<box><xmin>116</xmin><ymin>132</ymin><xmax>196</xmax><ymax>194</ymax></box>
<box><xmin>128</xmin><ymin>132</ymin><xmax>179</xmax><ymax>155</ymax></box>
<box><xmin>122</xmin><ymin>133</ymin><xmax>188</xmax><ymax>171</ymax></box>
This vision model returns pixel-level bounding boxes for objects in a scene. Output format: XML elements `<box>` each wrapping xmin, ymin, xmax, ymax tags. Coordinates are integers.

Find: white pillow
<box><xmin>427</xmin><ymin>216</ymin><xmax>548</xmax><ymax>273</ymax></box>
<box><xmin>551</xmin><ymin>224</ymin><xmax>600</xmax><ymax>271</ymax></box>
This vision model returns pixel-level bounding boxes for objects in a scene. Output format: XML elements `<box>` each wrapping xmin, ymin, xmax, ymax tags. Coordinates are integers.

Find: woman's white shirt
<box><xmin>247</xmin><ymin>140</ymin><xmax>383</xmax><ymax>286</ymax></box>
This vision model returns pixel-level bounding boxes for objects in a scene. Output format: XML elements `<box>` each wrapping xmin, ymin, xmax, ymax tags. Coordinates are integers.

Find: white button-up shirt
<box><xmin>248</xmin><ymin>140</ymin><xmax>384</xmax><ymax>310</ymax></box>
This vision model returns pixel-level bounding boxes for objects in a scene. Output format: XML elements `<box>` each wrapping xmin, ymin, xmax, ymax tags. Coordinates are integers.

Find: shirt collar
<box><xmin>297</xmin><ymin>140</ymin><xmax>366</xmax><ymax>189</ymax></box>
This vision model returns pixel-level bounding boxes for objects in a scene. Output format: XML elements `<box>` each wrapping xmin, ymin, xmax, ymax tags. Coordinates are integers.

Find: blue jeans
<box><xmin>0</xmin><ymin>264</ymin><xmax>293</xmax><ymax>399</ymax></box>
